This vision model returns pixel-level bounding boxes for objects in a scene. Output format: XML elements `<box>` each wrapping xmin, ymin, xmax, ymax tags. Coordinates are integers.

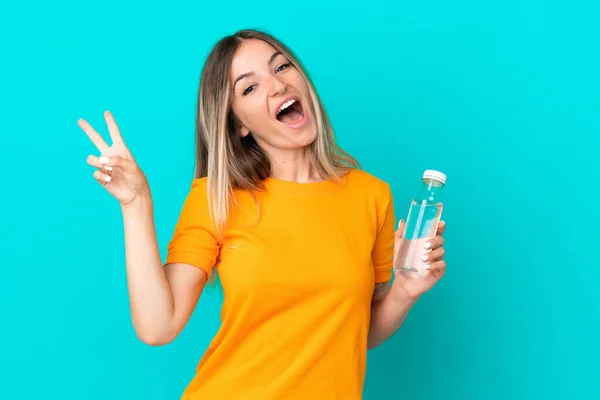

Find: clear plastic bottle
<box><xmin>395</xmin><ymin>170</ymin><xmax>447</xmax><ymax>278</ymax></box>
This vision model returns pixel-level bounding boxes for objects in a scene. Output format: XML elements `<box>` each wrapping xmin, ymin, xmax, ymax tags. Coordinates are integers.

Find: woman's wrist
<box><xmin>390</xmin><ymin>278</ymin><xmax>421</xmax><ymax>304</ymax></box>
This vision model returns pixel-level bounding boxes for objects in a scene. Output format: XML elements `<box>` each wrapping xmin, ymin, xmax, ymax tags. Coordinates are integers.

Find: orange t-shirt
<box><xmin>165</xmin><ymin>168</ymin><xmax>395</xmax><ymax>399</ymax></box>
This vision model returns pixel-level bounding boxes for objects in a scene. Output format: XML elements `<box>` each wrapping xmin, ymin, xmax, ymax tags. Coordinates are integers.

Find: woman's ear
<box><xmin>239</xmin><ymin>126</ymin><xmax>250</xmax><ymax>137</ymax></box>
<box><xmin>231</xmin><ymin>113</ymin><xmax>250</xmax><ymax>137</ymax></box>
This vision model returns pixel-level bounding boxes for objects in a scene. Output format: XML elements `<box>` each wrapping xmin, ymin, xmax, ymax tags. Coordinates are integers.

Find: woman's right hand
<box><xmin>79</xmin><ymin>110</ymin><xmax>149</xmax><ymax>207</ymax></box>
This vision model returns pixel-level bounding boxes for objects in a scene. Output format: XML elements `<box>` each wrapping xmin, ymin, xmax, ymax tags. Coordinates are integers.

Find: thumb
<box><xmin>99</xmin><ymin>156</ymin><xmax>138</xmax><ymax>174</ymax></box>
<box><xmin>394</xmin><ymin>219</ymin><xmax>405</xmax><ymax>255</ymax></box>
<box><xmin>396</xmin><ymin>219</ymin><xmax>406</xmax><ymax>238</ymax></box>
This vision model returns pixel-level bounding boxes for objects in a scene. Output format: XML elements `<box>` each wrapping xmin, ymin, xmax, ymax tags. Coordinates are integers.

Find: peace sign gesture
<box><xmin>79</xmin><ymin>110</ymin><xmax>149</xmax><ymax>207</ymax></box>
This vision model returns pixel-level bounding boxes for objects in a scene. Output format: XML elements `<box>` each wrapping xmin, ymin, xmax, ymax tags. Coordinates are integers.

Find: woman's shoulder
<box><xmin>187</xmin><ymin>177</ymin><xmax>210</xmax><ymax>196</ymax></box>
<box><xmin>190</xmin><ymin>176</ymin><xmax>209</xmax><ymax>188</ymax></box>
<box><xmin>179</xmin><ymin>177</ymin><xmax>210</xmax><ymax>207</ymax></box>
<box><xmin>347</xmin><ymin>168</ymin><xmax>391</xmax><ymax>195</ymax></box>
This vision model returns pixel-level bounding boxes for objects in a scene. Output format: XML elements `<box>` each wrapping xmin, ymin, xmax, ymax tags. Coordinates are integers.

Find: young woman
<box><xmin>80</xmin><ymin>29</ymin><xmax>447</xmax><ymax>400</ymax></box>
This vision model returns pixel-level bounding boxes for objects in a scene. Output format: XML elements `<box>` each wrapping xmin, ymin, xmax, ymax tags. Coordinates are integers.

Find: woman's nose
<box><xmin>267</xmin><ymin>77</ymin><xmax>287</xmax><ymax>97</ymax></box>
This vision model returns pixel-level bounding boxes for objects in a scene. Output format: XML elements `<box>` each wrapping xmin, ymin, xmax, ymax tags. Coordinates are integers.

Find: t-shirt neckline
<box><xmin>262</xmin><ymin>170</ymin><xmax>352</xmax><ymax>197</ymax></box>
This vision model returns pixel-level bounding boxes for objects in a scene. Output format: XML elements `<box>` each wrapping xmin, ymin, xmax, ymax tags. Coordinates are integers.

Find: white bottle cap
<box><xmin>423</xmin><ymin>170</ymin><xmax>446</xmax><ymax>184</ymax></box>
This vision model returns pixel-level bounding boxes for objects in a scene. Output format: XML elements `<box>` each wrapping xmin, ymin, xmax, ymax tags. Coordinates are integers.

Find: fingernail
<box><xmin>99</xmin><ymin>156</ymin><xmax>109</xmax><ymax>164</ymax></box>
<box><xmin>424</xmin><ymin>242</ymin><xmax>432</xmax><ymax>250</ymax></box>
<box><xmin>104</xmin><ymin>165</ymin><xmax>113</xmax><ymax>171</ymax></box>
<box><xmin>424</xmin><ymin>264</ymin><xmax>431</xmax><ymax>270</ymax></box>
<box><xmin>104</xmin><ymin>176</ymin><xmax>111</xmax><ymax>182</ymax></box>
<box><xmin>421</xmin><ymin>255</ymin><xmax>429</xmax><ymax>262</ymax></box>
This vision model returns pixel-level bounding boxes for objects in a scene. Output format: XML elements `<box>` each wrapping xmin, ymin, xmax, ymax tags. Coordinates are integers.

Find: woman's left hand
<box><xmin>391</xmin><ymin>220</ymin><xmax>447</xmax><ymax>299</ymax></box>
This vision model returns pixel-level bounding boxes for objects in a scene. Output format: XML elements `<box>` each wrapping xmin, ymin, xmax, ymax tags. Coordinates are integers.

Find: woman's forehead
<box><xmin>230</xmin><ymin>39</ymin><xmax>280</xmax><ymax>76</ymax></box>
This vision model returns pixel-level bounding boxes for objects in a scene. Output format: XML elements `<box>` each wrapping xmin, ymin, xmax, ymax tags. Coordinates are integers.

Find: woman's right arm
<box><xmin>121</xmin><ymin>193</ymin><xmax>208</xmax><ymax>346</ymax></box>
<box><xmin>79</xmin><ymin>110</ymin><xmax>207</xmax><ymax>346</ymax></box>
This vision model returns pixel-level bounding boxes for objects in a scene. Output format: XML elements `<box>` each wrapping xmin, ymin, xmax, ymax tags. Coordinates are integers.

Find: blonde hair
<box><xmin>194</xmin><ymin>29</ymin><xmax>359</xmax><ymax>284</ymax></box>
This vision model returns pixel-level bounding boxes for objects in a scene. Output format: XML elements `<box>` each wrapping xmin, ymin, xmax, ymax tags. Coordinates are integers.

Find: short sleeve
<box><xmin>371</xmin><ymin>185</ymin><xmax>396</xmax><ymax>283</ymax></box>
<box><xmin>165</xmin><ymin>178</ymin><xmax>220</xmax><ymax>276</ymax></box>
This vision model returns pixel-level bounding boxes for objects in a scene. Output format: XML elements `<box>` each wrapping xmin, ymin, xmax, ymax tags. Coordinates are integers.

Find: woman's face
<box><xmin>229</xmin><ymin>39</ymin><xmax>318</xmax><ymax>155</ymax></box>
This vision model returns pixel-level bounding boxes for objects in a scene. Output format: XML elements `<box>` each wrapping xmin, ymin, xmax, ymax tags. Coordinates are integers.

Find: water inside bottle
<box><xmin>395</xmin><ymin>201</ymin><xmax>442</xmax><ymax>278</ymax></box>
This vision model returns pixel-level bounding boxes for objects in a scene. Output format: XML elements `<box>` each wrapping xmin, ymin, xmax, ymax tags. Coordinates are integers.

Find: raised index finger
<box><xmin>78</xmin><ymin>118</ymin><xmax>110</xmax><ymax>154</ymax></box>
<box><xmin>104</xmin><ymin>110</ymin><xmax>124</xmax><ymax>144</ymax></box>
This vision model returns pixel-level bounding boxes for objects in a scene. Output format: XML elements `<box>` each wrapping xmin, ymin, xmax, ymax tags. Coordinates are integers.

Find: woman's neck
<box><xmin>268</xmin><ymin>149</ymin><xmax>322</xmax><ymax>183</ymax></box>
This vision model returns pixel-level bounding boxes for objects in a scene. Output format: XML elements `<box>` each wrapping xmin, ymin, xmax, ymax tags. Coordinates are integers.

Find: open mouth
<box><xmin>275</xmin><ymin>98</ymin><xmax>305</xmax><ymax>127</ymax></box>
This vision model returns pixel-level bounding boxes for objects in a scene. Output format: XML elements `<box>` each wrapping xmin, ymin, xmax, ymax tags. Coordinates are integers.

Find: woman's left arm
<box><xmin>367</xmin><ymin>220</ymin><xmax>447</xmax><ymax>349</ymax></box>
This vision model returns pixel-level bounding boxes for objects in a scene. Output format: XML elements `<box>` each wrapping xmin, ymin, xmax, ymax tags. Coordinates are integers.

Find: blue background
<box><xmin>1</xmin><ymin>0</ymin><xmax>599</xmax><ymax>398</ymax></box>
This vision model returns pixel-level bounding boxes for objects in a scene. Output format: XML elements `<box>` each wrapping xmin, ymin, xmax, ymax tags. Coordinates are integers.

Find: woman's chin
<box><xmin>295</xmin><ymin>128</ymin><xmax>318</xmax><ymax>147</ymax></box>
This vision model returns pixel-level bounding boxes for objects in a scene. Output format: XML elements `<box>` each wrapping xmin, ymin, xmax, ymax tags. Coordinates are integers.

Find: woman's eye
<box><xmin>243</xmin><ymin>85</ymin><xmax>256</xmax><ymax>96</ymax></box>
<box><xmin>276</xmin><ymin>62</ymin><xmax>291</xmax><ymax>73</ymax></box>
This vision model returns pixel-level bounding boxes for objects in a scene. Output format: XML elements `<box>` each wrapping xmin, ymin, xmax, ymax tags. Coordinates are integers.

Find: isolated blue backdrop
<box><xmin>1</xmin><ymin>0</ymin><xmax>599</xmax><ymax>399</ymax></box>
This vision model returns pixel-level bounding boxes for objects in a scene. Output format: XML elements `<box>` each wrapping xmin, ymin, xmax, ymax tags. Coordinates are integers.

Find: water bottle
<box><xmin>395</xmin><ymin>170</ymin><xmax>447</xmax><ymax>278</ymax></box>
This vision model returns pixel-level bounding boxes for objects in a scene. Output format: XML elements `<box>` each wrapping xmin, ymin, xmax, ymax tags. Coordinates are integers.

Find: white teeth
<box><xmin>279</xmin><ymin>99</ymin><xmax>296</xmax><ymax>113</ymax></box>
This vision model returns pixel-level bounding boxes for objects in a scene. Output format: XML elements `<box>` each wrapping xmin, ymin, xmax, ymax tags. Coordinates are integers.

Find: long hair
<box><xmin>194</xmin><ymin>29</ymin><xmax>359</xmax><ymax>284</ymax></box>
